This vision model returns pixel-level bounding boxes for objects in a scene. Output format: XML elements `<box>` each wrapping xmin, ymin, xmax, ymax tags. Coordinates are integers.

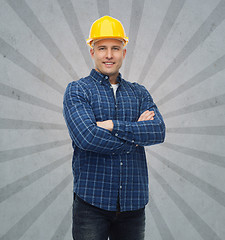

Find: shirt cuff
<box><xmin>112</xmin><ymin>120</ymin><xmax>137</xmax><ymax>154</ymax></box>
<box><xmin>112</xmin><ymin>120</ymin><xmax>133</xmax><ymax>141</ymax></box>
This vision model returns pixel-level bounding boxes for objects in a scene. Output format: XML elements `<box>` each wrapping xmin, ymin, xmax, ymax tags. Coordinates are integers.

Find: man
<box><xmin>63</xmin><ymin>16</ymin><xmax>165</xmax><ymax>240</ymax></box>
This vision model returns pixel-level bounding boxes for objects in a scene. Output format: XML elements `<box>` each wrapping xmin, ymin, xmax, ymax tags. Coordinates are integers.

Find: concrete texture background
<box><xmin>0</xmin><ymin>0</ymin><xmax>225</xmax><ymax>239</ymax></box>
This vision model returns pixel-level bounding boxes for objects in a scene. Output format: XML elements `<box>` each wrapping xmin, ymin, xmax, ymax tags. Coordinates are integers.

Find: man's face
<box><xmin>90</xmin><ymin>39</ymin><xmax>126</xmax><ymax>79</ymax></box>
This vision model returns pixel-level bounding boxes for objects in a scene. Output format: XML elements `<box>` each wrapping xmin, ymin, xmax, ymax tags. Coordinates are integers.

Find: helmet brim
<box><xmin>86</xmin><ymin>36</ymin><xmax>129</xmax><ymax>48</ymax></box>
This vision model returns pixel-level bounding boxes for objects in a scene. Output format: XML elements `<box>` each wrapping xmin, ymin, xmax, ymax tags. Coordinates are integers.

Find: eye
<box><xmin>113</xmin><ymin>47</ymin><xmax>120</xmax><ymax>51</ymax></box>
<box><xmin>98</xmin><ymin>47</ymin><xmax>105</xmax><ymax>51</ymax></box>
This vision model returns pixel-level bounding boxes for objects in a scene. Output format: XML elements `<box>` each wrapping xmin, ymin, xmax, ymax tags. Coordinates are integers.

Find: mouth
<box><xmin>103</xmin><ymin>62</ymin><xmax>114</xmax><ymax>67</ymax></box>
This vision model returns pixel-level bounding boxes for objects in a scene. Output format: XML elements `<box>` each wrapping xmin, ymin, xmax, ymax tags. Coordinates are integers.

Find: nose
<box><xmin>106</xmin><ymin>49</ymin><xmax>112</xmax><ymax>59</ymax></box>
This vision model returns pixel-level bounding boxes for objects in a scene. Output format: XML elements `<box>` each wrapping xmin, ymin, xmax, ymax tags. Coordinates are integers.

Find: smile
<box><xmin>103</xmin><ymin>62</ymin><xmax>114</xmax><ymax>65</ymax></box>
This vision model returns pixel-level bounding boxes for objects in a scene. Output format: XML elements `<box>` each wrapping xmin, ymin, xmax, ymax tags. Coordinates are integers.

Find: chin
<box><xmin>103</xmin><ymin>68</ymin><xmax>118</xmax><ymax>75</ymax></box>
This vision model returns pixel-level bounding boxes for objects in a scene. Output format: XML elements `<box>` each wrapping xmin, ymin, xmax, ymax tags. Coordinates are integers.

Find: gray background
<box><xmin>0</xmin><ymin>0</ymin><xmax>225</xmax><ymax>239</ymax></box>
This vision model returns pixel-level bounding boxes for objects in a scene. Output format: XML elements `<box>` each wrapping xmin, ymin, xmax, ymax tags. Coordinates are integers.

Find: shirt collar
<box><xmin>90</xmin><ymin>69</ymin><xmax>122</xmax><ymax>86</ymax></box>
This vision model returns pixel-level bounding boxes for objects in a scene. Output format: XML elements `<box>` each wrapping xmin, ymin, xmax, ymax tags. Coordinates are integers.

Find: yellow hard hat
<box><xmin>86</xmin><ymin>16</ymin><xmax>129</xmax><ymax>48</ymax></box>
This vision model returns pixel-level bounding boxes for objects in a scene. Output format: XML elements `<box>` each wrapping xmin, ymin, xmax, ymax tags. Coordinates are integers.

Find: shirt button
<box><xmin>132</xmin><ymin>140</ymin><xmax>135</xmax><ymax>143</ymax></box>
<box><xmin>127</xmin><ymin>152</ymin><xmax>130</xmax><ymax>154</ymax></box>
<box><xmin>115</xmin><ymin>133</ymin><xmax>118</xmax><ymax>137</ymax></box>
<box><xmin>112</xmin><ymin>153</ymin><xmax>115</xmax><ymax>155</ymax></box>
<box><xmin>120</xmin><ymin>162</ymin><xmax>123</xmax><ymax>166</ymax></box>
<box><xmin>105</xmin><ymin>76</ymin><xmax>108</xmax><ymax>79</ymax></box>
<box><xmin>120</xmin><ymin>186</ymin><xmax>122</xmax><ymax>189</ymax></box>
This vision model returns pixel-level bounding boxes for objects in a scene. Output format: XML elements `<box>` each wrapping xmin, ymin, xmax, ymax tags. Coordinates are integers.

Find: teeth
<box><xmin>105</xmin><ymin>63</ymin><xmax>113</xmax><ymax>65</ymax></box>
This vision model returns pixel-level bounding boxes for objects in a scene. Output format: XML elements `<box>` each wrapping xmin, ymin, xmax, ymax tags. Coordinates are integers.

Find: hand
<box><xmin>137</xmin><ymin>110</ymin><xmax>155</xmax><ymax>122</ymax></box>
<box><xmin>97</xmin><ymin>120</ymin><xmax>114</xmax><ymax>131</ymax></box>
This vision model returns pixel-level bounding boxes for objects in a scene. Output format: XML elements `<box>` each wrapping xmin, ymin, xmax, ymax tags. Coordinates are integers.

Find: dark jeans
<box><xmin>72</xmin><ymin>194</ymin><xmax>145</xmax><ymax>240</ymax></box>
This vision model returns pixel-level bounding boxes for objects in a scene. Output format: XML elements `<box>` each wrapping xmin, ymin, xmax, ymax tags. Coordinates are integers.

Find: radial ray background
<box><xmin>0</xmin><ymin>0</ymin><xmax>225</xmax><ymax>239</ymax></box>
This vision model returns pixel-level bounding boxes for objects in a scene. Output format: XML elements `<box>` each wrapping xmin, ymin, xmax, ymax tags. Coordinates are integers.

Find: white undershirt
<box><xmin>111</xmin><ymin>83</ymin><xmax>119</xmax><ymax>99</ymax></box>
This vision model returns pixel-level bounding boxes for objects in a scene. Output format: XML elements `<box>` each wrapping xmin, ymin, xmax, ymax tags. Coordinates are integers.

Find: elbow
<box><xmin>67</xmin><ymin>131</ymin><xmax>92</xmax><ymax>151</ymax></box>
<box><xmin>144</xmin><ymin>122</ymin><xmax>166</xmax><ymax>146</ymax></box>
<box><xmin>161</xmin><ymin>129</ymin><xmax>166</xmax><ymax>143</ymax></box>
<box><xmin>78</xmin><ymin>141</ymin><xmax>90</xmax><ymax>151</ymax></box>
<box><xmin>78</xmin><ymin>138</ymin><xmax>94</xmax><ymax>151</ymax></box>
<box><xmin>76</xmin><ymin>128</ymin><xmax>96</xmax><ymax>151</ymax></box>
<box><xmin>159</xmin><ymin>122</ymin><xmax>166</xmax><ymax>143</ymax></box>
<box><xmin>152</xmin><ymin>121</ymin><xmax>165</xmax><ymax>145</ymax></box>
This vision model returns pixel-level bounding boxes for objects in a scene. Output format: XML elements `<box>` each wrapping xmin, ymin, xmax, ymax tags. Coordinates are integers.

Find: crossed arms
<box><xmin>97</xmin><ymin>110</ymin><xmax>155</xmax><ymax>131</ymax></box>
<box><xmin>63</xmin><ymin>81</ymin><xmax>165</xmax><ymax>155</ymax></box>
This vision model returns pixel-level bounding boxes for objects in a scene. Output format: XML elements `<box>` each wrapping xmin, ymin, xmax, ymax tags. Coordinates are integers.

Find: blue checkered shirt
<box><xmin>63</xmin><ymin>69</ymin><xmax>165</xmax><ymax>211</ymax></box>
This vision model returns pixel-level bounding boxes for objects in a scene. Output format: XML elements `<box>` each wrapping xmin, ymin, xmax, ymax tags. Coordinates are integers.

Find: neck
<box><xmin>95</xmin><ymin>68</ymin><xmax>119</xmax><ymax>84</ymax></box>
<box><xmin>109</xmin><ymin>76</ymin><xmax>118</xmax><ymax>84</ymax></box>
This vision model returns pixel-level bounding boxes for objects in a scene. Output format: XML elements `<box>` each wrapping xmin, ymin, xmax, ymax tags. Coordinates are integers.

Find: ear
<box><xmin>90</xmin><ymin>48</ymin><xmax>94</xmax><ymax>58</ymax></box>
<box><xmin>122</xmin><ymin>48</ymin><xmax>127</xmax><ymax>59</ymax></box>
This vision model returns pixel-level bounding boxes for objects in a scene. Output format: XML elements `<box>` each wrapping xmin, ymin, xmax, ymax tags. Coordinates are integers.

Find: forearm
<box><xmin>111</xmin><ymin>113</ymin><xmax>165</xmax><ymax>146</ymax></box>
<box><xmin>97</xmin><ymin>110</ymin><xmax>165</xmax><ymax>146</ymax></box>
<box><xmin>63</xmin><ymin>106</ymin><xmax>135</xmax><ymax>155</ymax></box>
<box><xmin>111</xmin><ymin>82</ymin><xmax>166</xmax><ymax>146</ymax></box>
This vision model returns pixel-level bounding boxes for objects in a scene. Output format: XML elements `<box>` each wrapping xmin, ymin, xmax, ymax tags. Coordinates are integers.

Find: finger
<box><xmin>140</xmin><ymin>115</ymin><xmax>154</xmax><ymax>121</ymax></box>
<box><xmin>140</xmin><ymin>111</ymin><xmax>148</xmax><ymax>118</ymax></box>
<box><xmin>145</xmin><ymin>112</ymin><xmax>155</xmax><ymax>119</ymax></box>
<box><xmin>147</xmin><ymin>115</ymin><xmax>154</xmax><ymax>120</ymax></box>
<box><xmin>144</xmin><ymin>113</ymin><xmax>155</xmax><ymax>121</ymax></box>
<box><xmin>138</xmin><ymin>111</ymin><xmax>148</xmax><ymax>121</ymax></box>
<box><xmin>141</xmin><ymin>111</ymin><xmax>151</xmax><ymax>118</ymax></box>
<box><xmin>138</xmin><ymin>111</ymin><xmax>155</xmax><ymax>121</ymax></box>
<box><xmin>142</xmin><ymin>110</ymin><xmax>151</xmax><ymax>115</ymax></box>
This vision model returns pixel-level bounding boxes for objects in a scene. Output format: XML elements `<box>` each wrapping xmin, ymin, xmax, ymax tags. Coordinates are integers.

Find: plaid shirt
<box><xmin>63</xmin><ymin>69</ymin><xmax>165</xmax><ymax>211</ymax></box>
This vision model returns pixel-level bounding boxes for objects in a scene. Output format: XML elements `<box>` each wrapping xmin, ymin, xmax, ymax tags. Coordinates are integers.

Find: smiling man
<box><xmin>63</xmin><ymin>16</ymin><xmax>166</xmax><ymax>240</ymax></box>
